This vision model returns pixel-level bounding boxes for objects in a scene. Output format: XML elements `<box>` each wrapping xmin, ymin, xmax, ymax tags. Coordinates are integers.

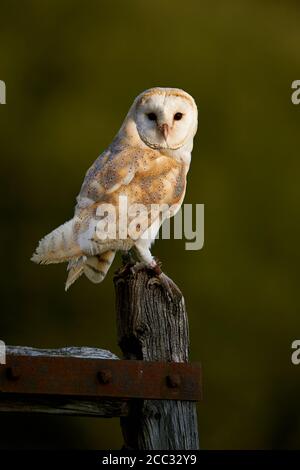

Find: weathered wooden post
<box><xmin>0</xmin><ymin>264</ymin><xmax>201</xmax><ymax>450</ymax></box>
<box><xmin>114</xmin><ymin>263</ymin><xmax>199</xmax><ymax>450</ymax></box>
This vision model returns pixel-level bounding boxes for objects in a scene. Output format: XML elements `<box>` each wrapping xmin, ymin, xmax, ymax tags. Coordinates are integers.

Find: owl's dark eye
<box><xmin>174</xmin><ymin>112</ymin><xmax>183</xmax><ymax>121</ymax></box>
<box><xmin>147</xmin><ymin>112</ymin><xmax>157</xmax><ymax>121</ymax></box>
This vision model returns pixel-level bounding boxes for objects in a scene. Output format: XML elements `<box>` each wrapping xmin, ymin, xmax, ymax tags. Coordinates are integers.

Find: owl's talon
<box><xmin>151</xmin><ymin>263</ymin><xmax>162</xmax><ymax>276</ymax></box>
<box><xmin>153</xmin><ymin>257</ymin><xmax>162</xmax><ymax>268</ymax></box>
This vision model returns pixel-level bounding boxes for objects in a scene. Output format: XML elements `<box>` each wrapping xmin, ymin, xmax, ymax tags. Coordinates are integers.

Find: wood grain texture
<box><xmin>114</xmin><ymin>265</ymin><xmax>199</xmax><ymax>450</ymax></box>
<box><xmin>1</xmin><ymin>346</ymin><xmax>128</xmax><ymax>417</ymax></box>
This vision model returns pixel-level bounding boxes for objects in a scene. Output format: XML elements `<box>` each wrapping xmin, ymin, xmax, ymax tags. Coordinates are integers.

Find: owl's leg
<box><xmin>131</xmin><ymin>239</ymin><xmax>157</xmax><ymax>275</ymax></box>
<box><xmin>133</xmin><ymin>216</ymin><xmax>161</xmax><ymax>266</ymax></box>
<box><xmin>134</xmin><ymin>239</ymin><xmax>182</xmax><ymax>300</ymax></box>
<box><xmin>134</xmin><ymin>239</ymin><xmax>156</xmax><ymax>267</ymax></box>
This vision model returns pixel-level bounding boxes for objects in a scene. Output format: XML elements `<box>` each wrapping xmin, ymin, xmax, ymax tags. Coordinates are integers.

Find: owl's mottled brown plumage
<box><xmin>31</xmin><ymin>87</ymin><xmax>198</xmax><ymax>290</ymax></box>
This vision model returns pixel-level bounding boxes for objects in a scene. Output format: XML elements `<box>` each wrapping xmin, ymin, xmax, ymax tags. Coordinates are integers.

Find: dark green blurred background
<box><xmin>1</xmin><ymin>0</ymin><xmax>300</xmax><ymax>449</ymax></box>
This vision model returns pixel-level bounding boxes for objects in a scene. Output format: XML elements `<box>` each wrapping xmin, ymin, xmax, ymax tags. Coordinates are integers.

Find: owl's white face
<box><xmin>134</xmin><ymin>88</ymin><xmax>198</xmax><ymax>151</ymax></box>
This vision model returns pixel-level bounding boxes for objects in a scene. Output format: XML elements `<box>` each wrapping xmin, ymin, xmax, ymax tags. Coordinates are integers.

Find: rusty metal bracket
<box><xmin>0</xmin><ymin>355</ymin><xmax>202</xmax><ymax>402</ymax></box>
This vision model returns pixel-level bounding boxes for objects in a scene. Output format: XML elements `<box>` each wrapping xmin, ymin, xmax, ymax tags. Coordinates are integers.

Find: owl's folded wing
<box><xmin>75</xmin><ymin>147</ymin><xmax>139</xmax><ymax>211</ymax></box>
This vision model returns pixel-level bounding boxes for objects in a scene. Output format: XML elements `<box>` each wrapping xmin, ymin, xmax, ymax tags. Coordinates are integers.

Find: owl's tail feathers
<box><xmin>65</xmin><ymin>250</ymin><xmax>116</xmax><ymax>291</ymax></box>
<box><xmin>31</xmin><ymin>219</ymin><xmax>81</xmax><ymax>265</ymax></box>
<box><xmin>65</xmin><ymin>257</ymin><xmax>85</xmax><ymax>291</ymax></box>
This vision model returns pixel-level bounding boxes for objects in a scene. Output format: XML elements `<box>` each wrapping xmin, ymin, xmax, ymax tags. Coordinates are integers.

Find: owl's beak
<box><xmin>159</xmin><ymin>123</ymin><xmax>169</xmax><ymax>140</ymax></box>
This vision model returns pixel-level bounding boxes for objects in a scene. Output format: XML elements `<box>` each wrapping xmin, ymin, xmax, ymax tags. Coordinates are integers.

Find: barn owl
<box><xmin>31</xmin><ymin>87</ymin><xmax>198</xmax><ymax>291</ymax></box>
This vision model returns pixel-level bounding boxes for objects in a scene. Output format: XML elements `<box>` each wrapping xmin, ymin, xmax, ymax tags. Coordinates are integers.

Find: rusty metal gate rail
<box><xmin>0</xmin><ymin>354</ymin><xmax>202</xmax><ymax>402</ymax></box>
